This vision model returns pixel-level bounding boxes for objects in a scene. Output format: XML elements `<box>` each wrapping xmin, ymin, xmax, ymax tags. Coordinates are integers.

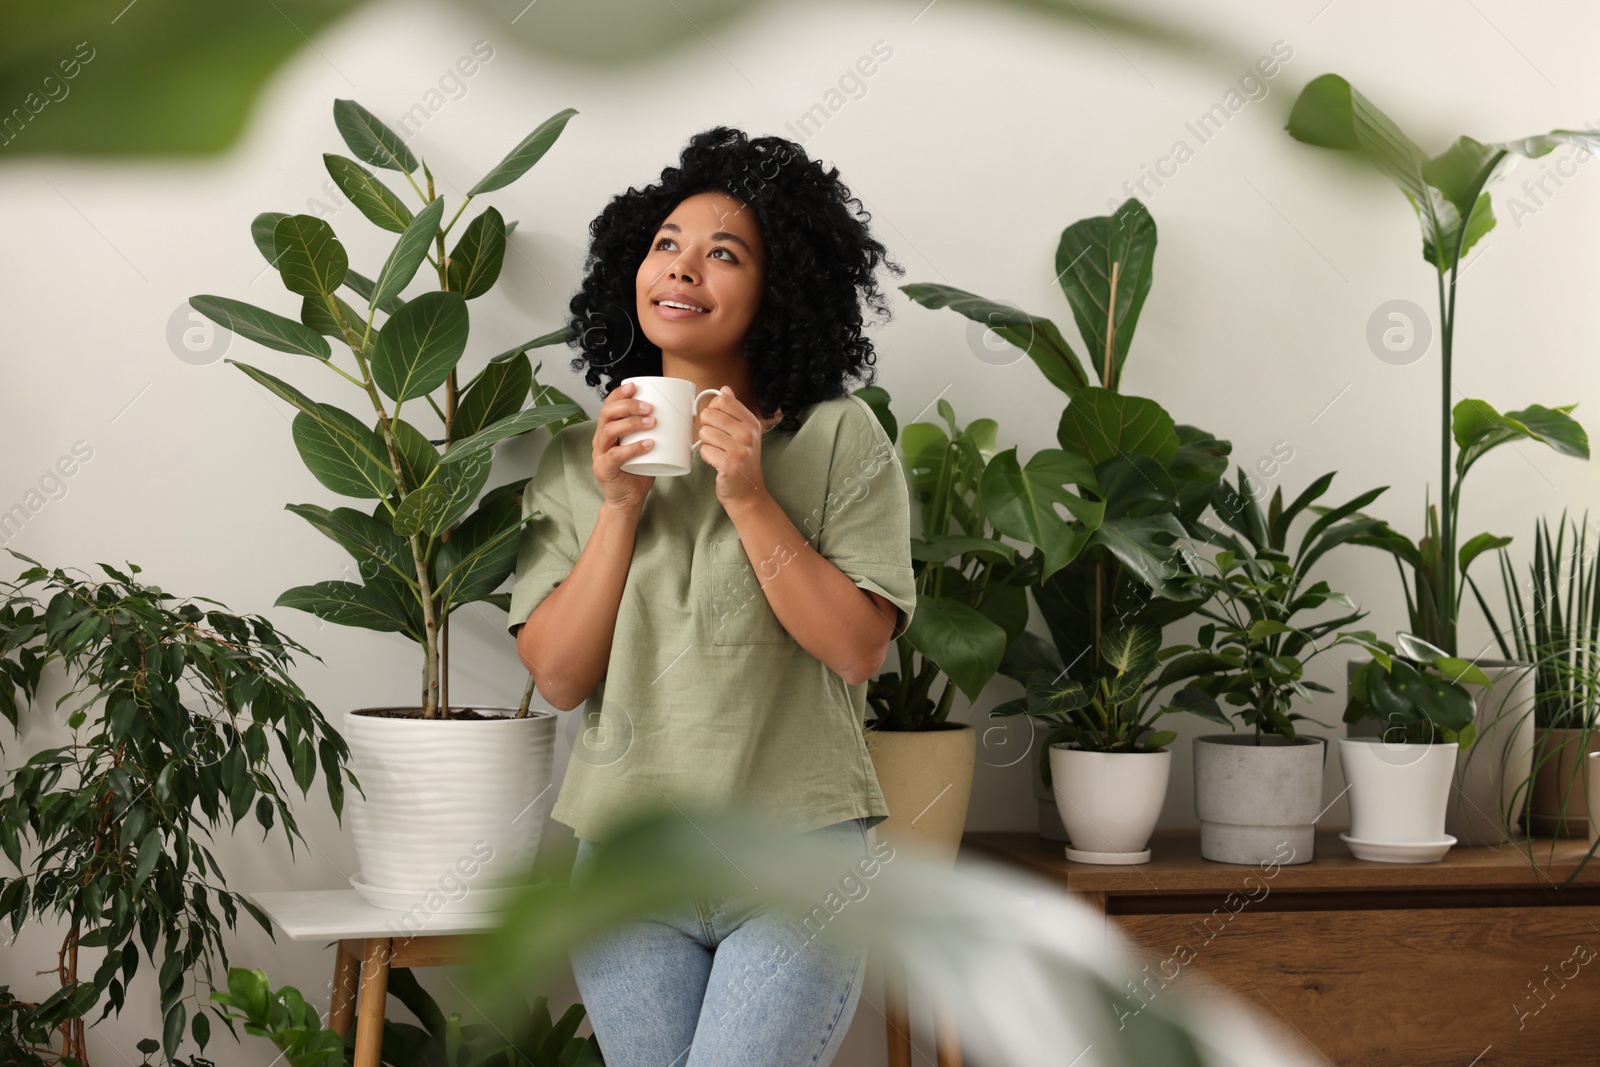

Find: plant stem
<box><xmin>347</xmin><ymin>334</ymin><xmax>441</xmax><ymax>717</ymax></box>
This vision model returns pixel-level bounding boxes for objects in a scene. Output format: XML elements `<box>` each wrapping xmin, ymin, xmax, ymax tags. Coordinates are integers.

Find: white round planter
<box><xmin>343</xmin><ymin>707</ymin><xmax>557</xmax><ymax>915</ymax></box>
<box><xmin>1338</xmin><ymin>737</ymin><xmax>1457</xmax><ymax>863</ymax></box>
<box><xmin>1048</xmin><ymin>745</ymin><xmax>1170</xmax><ymax>865</ymax></box>
<box><xmin>1193</xmin><ymin>735</ymin><xmax>1325</xmax><ymax>866</ymax></box>
<box><xmin>1346</xmin><ymin>657</ymin><xmax>1535</xmax><ymax>846</ymax></box>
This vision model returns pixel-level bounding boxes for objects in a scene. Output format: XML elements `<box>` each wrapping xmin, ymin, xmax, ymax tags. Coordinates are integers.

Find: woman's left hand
<box><xmin>696</xmin><ymin>387</ymin><xmax>770</xmax><ymax>510</ymax></box>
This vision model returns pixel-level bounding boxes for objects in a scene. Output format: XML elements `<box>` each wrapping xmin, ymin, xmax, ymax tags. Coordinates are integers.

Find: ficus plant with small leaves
<box><xmin>0</xmin><ymin>551</ymin><xmax>352</xmax><ymax>1066</ymax></box>
<box><xmin>188</xmin><ymin>98</ymin><xmax>589</xmax><ymax>719</ymax></box>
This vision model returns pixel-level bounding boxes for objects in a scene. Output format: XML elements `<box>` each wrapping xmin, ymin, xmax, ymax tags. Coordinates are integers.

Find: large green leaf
<box><xmin>332</xmin><ymin>98</ymin><xmax>419</xmax><ymax>174</ymax></box>
<box><xmin>392</xmin><ymin>484</ymin><xmax>450</xmax><ymax>538</ymax></box>
<box><xmin>323</xmin><ymin>153</ymin><xmax>414</xmax><ymax>233</ymax></box>
<box><xmin>285</xmin><ymin>503</ymin><xmax>415</xmax><ymax>584</ymax></box>
<box><xmin>1083</xmin><ymin>514</ymin><xmax>1197</xmax><ymax>601</ymax></box>
<box><xmin>902</xmin><ymin>596</ymin><xmax>1009</xmax><ymax>702</ymax></box>
<box><xmin>981</xmin><ymin>447</ymin><xmax>1104</xmax><ymax>582</ymax></box>
<box><xmin>250</xmin><ymin>211</ymin><xmax>288</xmax><ymax>265</ymax></box>
<box><xmin>1289</xmin><ymin>75</ymin><xmax>1600</xmax><ymax>273</ymax></box>
<box><xmin>370</xmin><ymin>197</ymin><xmax>446</xmax><ymax>309</ymax></box>
<box><xmin>1101</xmin><ymin>623</ymin><xmax>1161</xmax><ymax>678</ymax></box>
<box><xmin>898</xmin><ymin>283</ymin><xmax>1089</xmax><ymax>399</ymax></box>
<box><xmin>291</xmin><ymin>408</ymin><xmax>395</xmax><ymax>499</ymax></box>
<box><xmin>300</xmin><ymin>294</ymin><xmax>362</xmax><ymax>338</ymax></box>
<box><xmin>1055</xmin><ymin>199</ymin><xmax>1156</xmax><ymax>390</ymax></box>
<box><xmin>1453</xmin><ymin>399</ymin><xmax>1588</xmax><ymax>479</ymax></box>
<box><xmin>371</xmin><ymin>290</ymin><xmax>470</xmax><ymax>403</ymax></box>
<box><xmin>466</xmin><ymin>108</ymin><xmax>579</xmax><ymax>196</ymax></box>
<box><xmin>454</xmin><ymin>352</ymin><xmax>532</xmax><ymax>441</ymax></box>
<box><xmin>1057</xmin><ymin>387</ymin><xmax>1178</xmax><ymax>467</ymax></box>
<box><xmin>343</xmin><ymin>268</ymin><xmax>406</xmax><ymax>317</ymax></box>
<box><xmin>276</xmin><ymin>580</ymin><xmax>419</xmax><ymax>637</ymax></box>
<box><xmin>446</xmin><ymin>207</ymin><xmax>507</xmax><ymax>299</ymax></box>
<box><xmin>390</xmin><ymin>417</ymin><xmax>441</xmax><ymax>491</ymax></box>
<box><xmin>395</xmin><ymin>451</ymin><xmax>494</xmax><ymax>537</ymax></box>
<box><xmin>434</xmin><ymin>495</ymin><xmax>522</xmax><ymax>606</ymax></box>
<box><xmin>438</xmin><ymin>403</ymin><xmax>583</xmax><ymax>465</ymax></box>
<box><xmin>190</xmin><ymin>295</ymin><xmax>330</xmax><ymax>359</ymax></box>
<box><xmin>273</xmin><ymin>214</ymin><xmax>348</xmax><ymax>298</ymax></box>
<box><xmin>227</xmin><ymin>361</ymin><xmax>359</xmax><ymax>444</ymax></box>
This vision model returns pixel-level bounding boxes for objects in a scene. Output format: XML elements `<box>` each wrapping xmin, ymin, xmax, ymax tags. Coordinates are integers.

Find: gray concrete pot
<box><xmin>1193</xmin><ymin>734</ymin><xmax>1326</xmax><ymax>865</ymax></box>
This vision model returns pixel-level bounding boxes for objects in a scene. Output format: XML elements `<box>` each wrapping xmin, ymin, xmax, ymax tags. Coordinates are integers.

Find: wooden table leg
<box><xmin>353</xmin><ymin>937</ymin><xmax>391</xmax><ymax>1067</ymax></box>
<box><xmin>884</xmin><ymin>954</ymin><xmax>912</xmax><ymax>1067</ymax></box>
<box><xmin>328</xmin><ymin>940</ymin><xmax>360</xmax><ymax>1038</ymax></box>
<box><xmin>934</xmin><ymin>995</ymin><xmax>962</xmax><ymax>1067</ymax></box>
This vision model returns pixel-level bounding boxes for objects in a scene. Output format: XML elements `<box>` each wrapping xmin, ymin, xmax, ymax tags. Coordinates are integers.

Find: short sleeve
<box><xmin>506</xmin><ymin>431</ymin><xmax>581</xmax><ymax>636</ymax></box>
<box><xmin>816</xmin><ymin>396</ymin><xmax>918</xmax><ymax>640</ymax></box>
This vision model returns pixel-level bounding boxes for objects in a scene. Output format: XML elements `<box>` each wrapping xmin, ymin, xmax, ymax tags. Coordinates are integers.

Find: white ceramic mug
<box><xmin>618</xmin><ymin>376</ymin><xmax>723</xmax><ymax>477</ymax></box>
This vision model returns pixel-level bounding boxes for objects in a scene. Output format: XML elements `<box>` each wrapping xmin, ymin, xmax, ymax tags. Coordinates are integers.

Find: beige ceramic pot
<box><xmin>865</xmin><ymin>721</ymin><xmax>977</xmax><ymax>867</ymax></box>
<box><xmin>1531</xmin><ymin>727</ymin><xmax>1600</xmax><ymax>837</ymax></box>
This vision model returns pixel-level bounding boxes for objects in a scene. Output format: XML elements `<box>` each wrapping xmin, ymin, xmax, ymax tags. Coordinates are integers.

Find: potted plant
<box><xmin>211</xmin><ymin>965</ymin><xmax>604</xmax><ymax>1066</ymax></box>
<box><xmin>1286</xmin><ymin>74</ymin><xmax>1594</xmax><ymax>843</ymax></box>
<box><xmin>188</xmin><ymin>99</ymin><xmax>587</xmax><ymax>911</ymax></box>
<box><xmin>1334</xmin><ymin>630</ymin><xmax>1488</xmax><ymax>862</ymax></box>
<box><xmin>859</xmin><ymin>389</ymin><xmax>1039</xmax><ymax>864</ymax></box>
<box><xmin>0</xmin><ymin>552</ymin><xmax>351</xmax><ymax>1066</ymax></box>
<box><xmin>902</xmin><ymin>199</ymin><xmax>1231</xmax><ymax>840</ymax></box>
<box><xmin>1493</xmin><ymin>511</ymin><xmax>1600</xmax><ymax>836</ymax></box>
<box><xmin>991</xmin><ymin>622</ymin><xmax>1220</xmax><ymax>863</ymax></box>
<box><xmin>1168</xmin><ymin>470</ymin><xmax>1381</xmax><ymax>865</ymax></box>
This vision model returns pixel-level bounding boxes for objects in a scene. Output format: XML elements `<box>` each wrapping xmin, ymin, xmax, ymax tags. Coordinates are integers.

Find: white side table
<box><xmin>246</xmin><ymin>890</ymin><xmax>504</xmax><ymax>1067</ymax></box>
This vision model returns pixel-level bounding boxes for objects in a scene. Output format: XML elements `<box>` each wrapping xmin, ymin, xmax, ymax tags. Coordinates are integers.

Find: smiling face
<box><xmin>635</xmin><ymin>190</ymin><xmax>767</xmax><ymax>364</ymax></box>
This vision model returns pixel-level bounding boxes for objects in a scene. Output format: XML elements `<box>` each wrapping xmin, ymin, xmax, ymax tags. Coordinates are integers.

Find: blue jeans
<box><xmin>569</xmin><ymin>817</ymin><xmax>872</xmax><ymax>1067</ymax></box>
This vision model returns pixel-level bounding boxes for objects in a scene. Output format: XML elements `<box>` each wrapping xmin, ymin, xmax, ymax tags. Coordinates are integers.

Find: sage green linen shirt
<box><xmin>506</xmin><ymin>393</ymin><xmax>917</xmax><ymax>843</ymax></box>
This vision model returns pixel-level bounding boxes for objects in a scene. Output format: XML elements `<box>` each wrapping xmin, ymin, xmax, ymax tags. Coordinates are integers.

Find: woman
<box><xmin>506</xmin><ymin>126</ymin><xmax>915</xmax><ymax>1067</ymax></box>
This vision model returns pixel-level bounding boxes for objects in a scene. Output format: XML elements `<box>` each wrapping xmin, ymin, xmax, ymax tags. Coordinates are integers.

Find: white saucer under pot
<box><xmin>1338</xmin><ymin>833</ymin><xmax>1456</xmax><ymax>864</ymax></box>
<box><xmin>1338</xmin><ymin>737</ymin><xmax>1458</xmax><ymax>863</ymax></box>
<box><xmin>1049</xmin><ymin>744</ymin><xmax>1171</xmax><ymax>865</ymax></box>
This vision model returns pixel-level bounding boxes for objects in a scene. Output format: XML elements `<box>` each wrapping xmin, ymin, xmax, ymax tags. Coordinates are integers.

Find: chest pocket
<box><xmin>703</xmin><ymin>536</ymin><xmax>795</xmax><ymax>646</ymax></box>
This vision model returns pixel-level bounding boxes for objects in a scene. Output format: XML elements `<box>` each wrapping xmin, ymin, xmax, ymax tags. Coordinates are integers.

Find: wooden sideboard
<box><xmin>961</xmin><ymin>830</ymin><xmax>1600</xmax><ymax>1067</ymax></box>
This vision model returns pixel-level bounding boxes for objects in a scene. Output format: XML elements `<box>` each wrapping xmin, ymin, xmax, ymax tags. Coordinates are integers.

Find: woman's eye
<box><xmin>711</xmin><ymin>247</ymin><xmax>737</xmax><ymax>262</ymax></box>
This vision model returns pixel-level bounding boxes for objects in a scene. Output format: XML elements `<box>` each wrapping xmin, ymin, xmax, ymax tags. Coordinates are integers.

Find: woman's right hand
<box><xmin>592</xmin><ymin>380</ymin><xmax>657</xmax><ymax>512</ymax></box>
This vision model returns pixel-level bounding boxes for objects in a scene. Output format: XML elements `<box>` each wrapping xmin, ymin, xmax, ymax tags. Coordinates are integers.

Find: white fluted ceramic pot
<box><xmin>343</xmin><ymin>707</ymin><xmax>557</xmax><ymax>914</ymax></box>
<box><xmin>1049</xmin><ymin>745</ymin><xmax>1170</xmax><ymax>865</ymax></box>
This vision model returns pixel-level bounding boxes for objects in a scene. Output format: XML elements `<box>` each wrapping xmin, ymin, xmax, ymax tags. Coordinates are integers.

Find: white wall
<box><xmin>3</xmin><ymin>0</ymin><xmax>1598</xmax><ymax>1063</ymax></box>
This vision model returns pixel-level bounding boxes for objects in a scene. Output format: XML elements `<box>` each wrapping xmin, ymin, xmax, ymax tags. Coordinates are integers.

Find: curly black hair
<box><xmin>563</xmin><ymin>126</ymin><xmax>904</xmax><ymax>435</ymax></box>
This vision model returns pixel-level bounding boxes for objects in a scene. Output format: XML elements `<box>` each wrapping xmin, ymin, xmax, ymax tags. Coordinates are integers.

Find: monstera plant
<box><xmin>187</xmin><ymin>97</ymin><xmax>587</xmax><ymax>910</ymax></box>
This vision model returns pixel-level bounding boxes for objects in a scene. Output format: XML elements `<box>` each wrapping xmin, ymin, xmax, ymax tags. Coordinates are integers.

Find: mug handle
<box><xmin>688</xmin><ymin>388</ymin><xmax>723</xmax><ymax>454</ymax></box>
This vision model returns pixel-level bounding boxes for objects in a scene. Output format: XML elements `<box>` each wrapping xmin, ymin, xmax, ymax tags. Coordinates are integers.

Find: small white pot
<box><xmin>1048</xmin><ymin>745</ymin><xmax>1170</xmax><ymax>865</ymax></box>
<box><xmin>1193</xmin><ymin>735</ymin><xmax>1325</xmax><ymax>866</ymax></box>
<box><xmin>1347</xmin><ymin>657</ymin><xmax>1536</xmax><ymax>845</ymax></box>
<box><xmin>343</xmin><ymin>707</ymin><xmax>557</xmax><ymax>916</ymax></box>
<box><xmin>1339</xmin><ymin>737</ymin><xmax>1457</xmax><ymax>850</ymax></box>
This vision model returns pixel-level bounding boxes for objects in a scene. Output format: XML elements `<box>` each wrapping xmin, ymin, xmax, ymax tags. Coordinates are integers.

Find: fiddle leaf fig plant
<box><xmin>1286</xmin><ymin>74</ymin><xmax>1594</xmax><ymax>656</ymax></box>
<box><xmin>189</xmin><ymin>99</ymin><xmax>588</xmax><ymax>718</ymax></box>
